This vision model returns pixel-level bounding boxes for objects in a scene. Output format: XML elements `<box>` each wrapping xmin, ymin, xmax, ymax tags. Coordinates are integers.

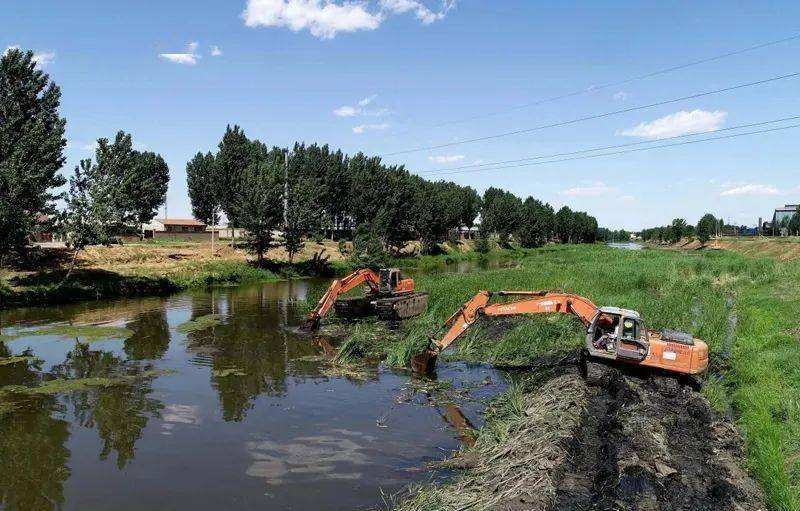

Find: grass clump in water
<box><xmin>393</xmin><ymin>374</ymin><xmax>588</xmax><ymax>510</ymax></box>
<box><xmin>0</xmin><ymin>325</ymin><xmax>134</xmax><ymax>343</ymax></box>
<box><xmin>176</xmin><ymin>314</ymin><xmax>224</xmax><ymax>333</ymax></box>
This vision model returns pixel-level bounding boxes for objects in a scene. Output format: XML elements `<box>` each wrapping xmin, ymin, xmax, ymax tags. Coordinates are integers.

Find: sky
<box><xmin>4</xmin><ymin>0</ymin><xmax>800</xmax><ymax>230</ymax></box>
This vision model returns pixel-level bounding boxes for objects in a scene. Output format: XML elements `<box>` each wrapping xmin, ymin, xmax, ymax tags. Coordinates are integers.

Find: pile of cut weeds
<box><xmin>396</xmin><ymin>362</ymin><xmax>766</xmax><ymax>511</ymax></box>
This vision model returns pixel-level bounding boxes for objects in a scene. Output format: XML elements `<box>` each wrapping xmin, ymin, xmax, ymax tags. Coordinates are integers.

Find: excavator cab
<box><xmin>587</xmin><ymin>307</ymin><xmax>649</xmax><ymax>363</ymax></box>
<box><xmin>379</xmin><ymin>268</ymin><xmax>401</xmax><ymax>294</ymax></box>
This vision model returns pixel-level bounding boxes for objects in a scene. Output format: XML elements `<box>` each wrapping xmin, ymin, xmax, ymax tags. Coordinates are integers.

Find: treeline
<box><xmin>596</xmin><ymin>228</ymin><xmax>631</xmax><ymax>242</ymax></box>
<box><xmin>0</xmin><ymin>48</ymin><xmax>170</xmax><ymax>269</ymax></box>
<box><xmin>639</xmin><ymin>214</ymin><xmax>722</xmax><ymax>244</ymax></box>
<box><xmin>186</xmin><ymin>126</ymin><xmax>601</xmax><ymax>265</ymax></box>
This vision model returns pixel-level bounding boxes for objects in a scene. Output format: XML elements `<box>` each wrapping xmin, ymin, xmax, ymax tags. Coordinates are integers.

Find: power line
<box><xmin>382</xmin><ymin>71</ymin><xmax>800</xmax><ymax>156</ymax></box>
<box><xmin>420</xmin><ymin>115</ymin><xmax>800</xmax><ymax>175</ymax></box>
<box><xmin>419</xmin><ymin>122</ymin><xmax>800</xmax><ymax>176</ymax></box>
<box><xmin>398</xmin><ymin>32</ymin><xmax>800</xmax><ymax>131</ymax></box>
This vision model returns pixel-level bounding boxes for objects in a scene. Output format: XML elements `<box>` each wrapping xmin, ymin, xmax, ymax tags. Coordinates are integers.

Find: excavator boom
<box><xmin>411</xmin><ymin>290</ymin><xmax>708</xmax><ymax>378</ymax></box>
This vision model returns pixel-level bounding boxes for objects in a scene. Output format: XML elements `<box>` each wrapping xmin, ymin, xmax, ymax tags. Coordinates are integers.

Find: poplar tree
<box><xmin>0</xmin><ymin>48</ymin><xmax>67</xmax><ymax>262</ymax></box>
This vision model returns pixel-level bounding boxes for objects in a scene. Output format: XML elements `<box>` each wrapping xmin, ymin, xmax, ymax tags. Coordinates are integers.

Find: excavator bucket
<box><xmin>410</xmin><ymin>348</ymin><xmax>438</xmax><ymax>374</ymax></box>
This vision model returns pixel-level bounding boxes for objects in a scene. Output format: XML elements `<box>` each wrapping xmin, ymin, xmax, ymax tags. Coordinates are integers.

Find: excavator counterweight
<box><xmin>411</xmin><ymin>290</ymin><xmax>708</xmax><ymax>378</ymax></box>
<box><xmin>302</xmin><ymin>268</ymin><xmax>428</xmax><ymax>330</ymax></box>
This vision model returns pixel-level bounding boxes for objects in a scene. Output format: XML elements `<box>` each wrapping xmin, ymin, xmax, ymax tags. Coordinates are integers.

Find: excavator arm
<box><xmin>411</xmin><ymin>290</ymin><xmax>598</xmax><ymax>373</ymax></box>
<box><xmin>303</xmin><ymin>269</ymin><xmax>381</xmax><ymax>330</ymax></box>
<box><xmin>431</xmin><ymin>291</ymin><xmax>598</xmax><ymax>352</ymax></box>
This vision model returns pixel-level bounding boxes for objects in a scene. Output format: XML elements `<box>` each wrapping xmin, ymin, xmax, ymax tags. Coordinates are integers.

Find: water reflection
<box><xmin>0</xmin><ymin>276</ymin><xmax>506</xmax><ymax>510</ymax></box>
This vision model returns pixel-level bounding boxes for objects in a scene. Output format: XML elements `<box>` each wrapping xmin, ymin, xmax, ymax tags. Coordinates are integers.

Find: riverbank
<box><xmin>0</xmin><ymin>239</ymin><xmax>521</xmax><ymax>309</ymax></box>
<box><xmin>330</xmin><ymin>244</ymin><xmax>798</xmax><ymax>509</ymax></box>
<box><xmin>651</xmin><ymin>235</ymin><xmax>800</xmax><ymax>261</ymax></box>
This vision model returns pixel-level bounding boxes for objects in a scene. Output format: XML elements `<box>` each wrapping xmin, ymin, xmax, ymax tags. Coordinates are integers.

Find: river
<box><xmin>0</xmin><ymin>271</ymin><xmax>507</xmax><ymax>510</ymax></box>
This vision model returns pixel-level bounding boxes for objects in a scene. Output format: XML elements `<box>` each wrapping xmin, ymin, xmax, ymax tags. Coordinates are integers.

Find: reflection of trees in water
<box><xmin>51</xmin><ymin>344</ymin><xmax>163</xmax><ymax>469</ymax></box>
<box><xmin>124</xmin><ymin>308</ymin><xmax>171</xmax><ymax>360</ymax></box>
<box><xmin>0</xmin><ymin>350</ymin><xmax>71</xmax><ymax>511</ymax></box>
<box><xmin>185</xmin><ymin>286</ymin><xmax>318</xmax><ymax>422</ymax></box>
<box><xmin>0</xmin><ymin>398</ymin><xmax>71</xmax><ymax>511</ymax></box>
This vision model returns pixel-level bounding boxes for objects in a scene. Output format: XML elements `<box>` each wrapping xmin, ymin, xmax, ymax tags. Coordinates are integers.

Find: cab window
<box><xmin>621</xmin><ymin>318</ymin><xmax>640</xmax><ymax>340</ymax></box>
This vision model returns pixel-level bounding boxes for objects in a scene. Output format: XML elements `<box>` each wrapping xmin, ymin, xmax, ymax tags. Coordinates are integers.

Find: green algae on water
<box><xmin>212</xmin><ymin>368</ymin><xmax>245</xmax><ymax>377</ymax></box>
<box><xmin>0</xmin><ymin>325</ymin><xmax>134</xmax><ymax>344</ymax></box>
<box><xmin>177</xmin><ymin>314</ymin><xmax>224</xmax><ymax>333</ymax></box>
<box><xmin>0</xmin><ymin>369</ymin><xmax>173</xmax><ymax>398</ymax></box>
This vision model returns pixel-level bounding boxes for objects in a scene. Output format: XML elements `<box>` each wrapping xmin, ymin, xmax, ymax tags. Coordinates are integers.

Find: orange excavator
<box><xmin>410</xmin><ymin>290</ymin><xmax>708</xmax><ymax>378</ymax></box>
<box><xmin>302</xmin><ymin>268</ymin><xmax>428</xmax><ymax>330</ymax></box>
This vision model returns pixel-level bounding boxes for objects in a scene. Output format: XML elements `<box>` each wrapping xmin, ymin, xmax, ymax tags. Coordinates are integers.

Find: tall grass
<box><xmin>376</xmin><ymin>243</ymin><xmax>798</xmax><ymax>509</ymax></box>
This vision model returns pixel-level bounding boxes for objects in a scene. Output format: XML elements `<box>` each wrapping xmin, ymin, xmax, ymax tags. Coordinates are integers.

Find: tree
<box><xmin>789</xmin><ymin>213</ymin><xmax>800</xmax><ymax>236</ymax></box>
<box><xmin>554</xmin><ymin>206</ymin><xmax>574</xmax><ymax>243</ymax></box>
<box><xmin>696</xmin><ymin>213</ymin><xmax>718</xmax><ymax>245</ymax></box>
<box><xmin>234</xmin><ymin>160</ymin><xmax>283</xmax><ymax>268</ymax></box>
<box><xmin>516</xmin><ymin>197</ymin><xmax>554</xmax><ymax>248</ymax></box>
<box><xmin>670</xmin><ymin>218</ymin><xmax>688</xmax><ymax>243</ymax></box>
<box><xmin>60</xmin><ymin>160</ymin><xmax>116</xmax><ymax>281</ymax></box>
<box><xmin>85</xmin><ymin>131</ymin><xmax>168</xmax><ymax>233</ymax></box>
<box><xmin>187</xmin><ymin>152</ymin><xmax>221</xmax><ymax>223</ymax></box>
<box><xmin>127</xmin><ymin>150</ymin><xmax>169</xmax><ymax>224</ymax></box>
<box><xmin>482</xmin><ymin>187</ymin><xmax>522</xmax><ymax>246</ymax></box>
<box><xmin>215</xmin><ymin>125</ymin><xmax>256</xmax><ymax>243</ymax></box>
<box><xmin>0</xmin><ymin>48</ymin><xmax>67</xmax><ymax>263</ymax></box>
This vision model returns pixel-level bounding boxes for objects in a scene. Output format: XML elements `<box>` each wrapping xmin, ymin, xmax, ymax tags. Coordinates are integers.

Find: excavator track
<box><xmin>375</xmin><ymin>292</ymin><xmax>429</xmax><ymax>321</ymax></box>
<box><xmin>333</xmin><ymin>296</ymin><xmax>374</xmax><ymax>319</ymax></box>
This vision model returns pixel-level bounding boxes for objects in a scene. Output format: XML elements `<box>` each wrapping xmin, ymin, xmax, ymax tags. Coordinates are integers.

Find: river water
<box><xmin>0</xmin><ymin>274</ymin><xmax>506</xmax><ymax>510</ymax></box>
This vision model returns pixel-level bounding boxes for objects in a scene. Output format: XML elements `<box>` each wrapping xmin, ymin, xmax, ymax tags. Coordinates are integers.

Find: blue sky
<box><xmin>4</xmin><ymin>0</ymin><xmax>800</xmax><ymax>230</ymax></box>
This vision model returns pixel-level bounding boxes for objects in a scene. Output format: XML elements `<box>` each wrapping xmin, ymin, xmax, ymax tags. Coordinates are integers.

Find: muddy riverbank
<box><xmin>396</xmin><ymin>359</ymin><xmax>766</xmax><ymax>511</ymax></box>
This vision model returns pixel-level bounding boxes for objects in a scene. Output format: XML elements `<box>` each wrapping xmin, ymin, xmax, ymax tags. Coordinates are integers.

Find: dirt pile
<box><xmin>554</xmin><ymin>367</ymin><xmax>765</xmax><ymax>511</ymax></box>
<box><xmin>396</xmin><ymin>363</ymin><xmax>766</xmax><ymax>511</ymax></box>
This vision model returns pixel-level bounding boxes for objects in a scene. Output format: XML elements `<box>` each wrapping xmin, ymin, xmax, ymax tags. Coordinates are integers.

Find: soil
<box><xmin>551</xmin><ymin>363</ymin><xmax>765</xmax><ymax>511</ymax></box>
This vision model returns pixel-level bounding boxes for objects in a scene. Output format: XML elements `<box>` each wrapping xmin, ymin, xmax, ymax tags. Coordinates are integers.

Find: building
<box><xmin>142</xmin><ymin>218</ymin><xmax>210</xmax><ymax>241</ymax></box>
<box><xmin>772</xmin><ymin>204</ymin><xmax>798</xmax><ymax>236</ymax></box>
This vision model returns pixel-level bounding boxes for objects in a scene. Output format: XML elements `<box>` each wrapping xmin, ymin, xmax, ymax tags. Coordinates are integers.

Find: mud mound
<box><xmin>553</xmin><ymin>367</ymin><xmax>765</xmax><ymax>511</ymax></box>
<box><xmin>395</xmin><ymin>364</ymin><xmax>766</xmax><ymax>511</ymax></box>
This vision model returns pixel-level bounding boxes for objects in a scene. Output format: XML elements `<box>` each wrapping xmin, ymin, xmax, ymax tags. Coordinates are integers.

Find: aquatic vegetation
<box><xmin>0</xmin><ymin>369</ymin><xmax>168</xmax><ymax>397</ymax></box>
<box><xmin>176</xmin><ymin>314</ymin><xmax>224</xmax><ymax>333</ymax></box>
<box><xmin>0</xmin><ymin>325</ymin><xmax>134</xmax><ymax>343</ymax></box>
<box><xmin>212</xmin><ymin>368</ymin><xmax>245</xmax><ymax>377</ymax></box>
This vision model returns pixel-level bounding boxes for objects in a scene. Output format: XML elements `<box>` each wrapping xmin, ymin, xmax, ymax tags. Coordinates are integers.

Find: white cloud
<box><xmin>613</xmin><ymin>91</ymin><xmax>628</xmax><ymax>101</ymax></box>
<box><xmin>334</xmin><ymin>105</ymin><xmax>359</xmax><ymax>117</ymax></box>
<box><xmin>720</xmin><ymin>183</ymin><xmax>780</xmax><ymax>197</ymax></box>
<box><xmin>242</xmin><ymin>0</ymin><xmax>454</xmax><ymax>39</ymax></box>
<box><xmin>620</xmin><ymin>109</ymin><xmax>727</xmax><ymax>140</ymax></box>
<box><xmin>242</xmin><ymin>0</ymin><xmax>383</xmax><ymax>39</ymax></box>
<box><xmin>561</xmin><ymin>181</ymin><xmax>618</xmax><ymax>197</ymax></box>
<box><xmin>334</xmin><ymin>94</ymin><xmax>389</xmax><ymax>118</ymax></box>
<box><xmin>210</xmin><ymin>45</ymin><xmax>223</xmax><ymax>56</ymax></box>
<box><xmin>380</xmin><ymin>0</ymin><xmax>454</xmax><ymax>24</ymax></box>
<box><xmin>352</xmin><ymin>123</ymin><xmax>389</xmax><ymax>134</ymax></box>
<box><xmin>358</xmin><ymin>94</ymin><xmax>377</xmax><ymax>106</ymax></box>
<box><xmin>428</xmin><ymin>154</ymin><xmax>465</xmax><ymax>164</ymax></box>
<box><xmin>4</xmin><ymin>45</ymin><xmax>56</xmax><ymax>67</ymax></box>
<box><xmin>159</xmin><ymin>41</ymin><xmax>200</xmax><ymax>65</ymax></box>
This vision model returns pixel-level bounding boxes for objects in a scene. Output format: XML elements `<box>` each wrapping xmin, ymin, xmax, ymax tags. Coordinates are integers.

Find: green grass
<box><xmin>164</xmin><ymin>260</ymin><xmax>279</xmax><ymax>288</ymax></box>
<box><xmin>346</xmin><ymin>243</ymin><xmax>798</xmax><ymax>509</ymax></box>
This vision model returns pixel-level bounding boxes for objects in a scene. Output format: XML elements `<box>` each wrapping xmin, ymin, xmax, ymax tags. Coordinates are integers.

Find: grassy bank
<box><xmin>0</xmin><ymin>240</ymin><xmax>520</xmax><ymax>309</ymax></box>
<box><xmin>331</xmin><ymin>244</ymin><xmax>798</xmax><ymax>509</ymax></box>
